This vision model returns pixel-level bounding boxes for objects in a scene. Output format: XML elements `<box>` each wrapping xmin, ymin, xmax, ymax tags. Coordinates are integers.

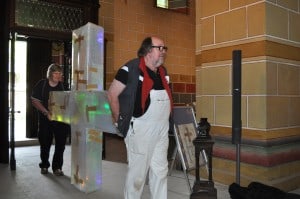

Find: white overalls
<box><xmin>124</xmin><ymin>89</ymin><xmax>171</xmax><ymax>199</ymax></box>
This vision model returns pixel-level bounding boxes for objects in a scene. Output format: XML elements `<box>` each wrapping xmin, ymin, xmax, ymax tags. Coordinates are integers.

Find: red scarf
<box><xmin>139</xmin><ymin>57</ymin><xmax>173</xmax><ymax>113</ymax></box>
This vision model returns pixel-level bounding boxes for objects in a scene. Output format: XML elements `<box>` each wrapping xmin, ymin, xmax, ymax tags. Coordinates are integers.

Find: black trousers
<box><xmin>38</xmin><ymin>116</ymin><xmax>69</xmax><ymax>171</ymax></box>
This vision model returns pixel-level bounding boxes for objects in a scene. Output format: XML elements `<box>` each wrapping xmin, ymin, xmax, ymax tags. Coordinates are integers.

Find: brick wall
<box><xmin>99</xmin><ymin>0</ymin><xmax>196</xmax><ymax>105</ymax></box>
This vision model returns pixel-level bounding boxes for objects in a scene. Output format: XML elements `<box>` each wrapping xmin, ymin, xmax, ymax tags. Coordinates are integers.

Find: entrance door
<box><xmin>26</xmin><ymin>38</ymin><xmax>52</xmax><ymax>138</ymax></box>
<box><xmin>11</xmin><ymin>40</ymin><xmax>28</xmax><ymax>141</ymax></box>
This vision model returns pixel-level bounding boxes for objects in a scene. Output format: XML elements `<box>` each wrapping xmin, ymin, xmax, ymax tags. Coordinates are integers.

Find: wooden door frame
<box><xmin>0</xmin><ymin>0</ymin><xmax>10</xmax><ymax>164</ymax></box>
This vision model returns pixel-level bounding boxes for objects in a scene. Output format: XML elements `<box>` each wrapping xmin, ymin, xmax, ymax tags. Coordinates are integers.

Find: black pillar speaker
<box><xmin>232</xmin><ymin>50</ymin><xmax>242</xmax><ymax>144</ymax></box>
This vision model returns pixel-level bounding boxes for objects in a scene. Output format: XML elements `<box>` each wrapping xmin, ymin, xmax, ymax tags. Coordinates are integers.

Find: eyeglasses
<box><xmin>151</xmin><ymin>45</ymin><xmax>168</xmax><ymax>52</ymax></box>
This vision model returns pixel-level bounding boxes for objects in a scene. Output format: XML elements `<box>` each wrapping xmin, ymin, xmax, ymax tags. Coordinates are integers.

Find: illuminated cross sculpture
<box><xmin>49</xmin><ymin>23</ymin><xmax>117</xmax><ymax>193</ymax></box>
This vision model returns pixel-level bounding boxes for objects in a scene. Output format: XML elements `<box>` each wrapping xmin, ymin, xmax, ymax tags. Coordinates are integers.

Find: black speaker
<box><xmin>232</xmin><ymin>50</ymin><xmax>242</xmax><ymax>144</ymax></box>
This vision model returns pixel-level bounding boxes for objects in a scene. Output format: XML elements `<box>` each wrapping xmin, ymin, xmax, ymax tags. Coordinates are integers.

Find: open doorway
<box><xmin>9</xmin><ymin>37</ymin><xmax>71</xmax><ymax>143</ymax></box>
<box><xmin>1</xmin><ymin>0</ymin><xmax>99</xmax><ymax>164</ymax></box>
<box><xmin>9</xmin><ymin>40</ymin><xmax>28</xmax><ymax>141</ymax></box>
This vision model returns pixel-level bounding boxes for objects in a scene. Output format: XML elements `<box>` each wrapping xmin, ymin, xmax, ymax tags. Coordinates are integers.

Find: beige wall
<box><xmin>196</xmin><ymin>0</ymin><xmax>300</xmax><ymax>132</ymax></box>
<box><xmin>196</xmin><ymin>0</ymin><xmax>300</xmax><ymax>190</ymax></box>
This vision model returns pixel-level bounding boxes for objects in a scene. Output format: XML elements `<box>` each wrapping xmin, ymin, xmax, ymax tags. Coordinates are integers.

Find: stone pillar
<box><xmin>195</xmin><ymin>0</ymin><xmax>300</xmax><ymax>191</ymax></box>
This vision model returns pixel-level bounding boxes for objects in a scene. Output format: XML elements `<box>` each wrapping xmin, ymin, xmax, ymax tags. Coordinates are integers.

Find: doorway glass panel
<box><xmin>9</xmin><ymin>40</ymin><xmax>28</xmax><ymax>141</ymax></box>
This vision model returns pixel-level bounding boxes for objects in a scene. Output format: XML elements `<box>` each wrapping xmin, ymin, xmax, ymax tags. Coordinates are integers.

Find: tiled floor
<box><xmin>0</xmin><ymin>144</ymin><xmax>231</xmax><ymax>199</ymax></box>
<box><xmin>1</xmin><ymin>144</ymin><xmax>300</xmax><ymax>199</ymax></box>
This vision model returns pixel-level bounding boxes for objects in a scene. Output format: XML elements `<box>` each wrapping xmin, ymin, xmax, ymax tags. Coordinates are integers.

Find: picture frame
<box><xmin>172</xmin><ymin>106</ymin><xmax>207</xmax><ymax>171</ymax></box>
<box><xmin>175</xmin><ymin>122</ymin><xmax>197</xmax><ymax>170</ymax></box>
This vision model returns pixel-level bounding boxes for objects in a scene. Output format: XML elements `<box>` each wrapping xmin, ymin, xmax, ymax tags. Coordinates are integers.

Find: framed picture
<box><xmin>175</xmin><ymin>123</ymin><xmax>197</xmax><ymax>170</ymax></box>
<box><xmin>172</xmin><ymin>106</ymin><xmax>207</xmax><ymax>171</ymax></box>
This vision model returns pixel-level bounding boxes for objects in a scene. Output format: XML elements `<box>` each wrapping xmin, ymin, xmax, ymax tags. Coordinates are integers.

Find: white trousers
<box><xmin>124</xmin><ymin>89</ymin><xmax>171</xmax><ymax>199</ymax></box>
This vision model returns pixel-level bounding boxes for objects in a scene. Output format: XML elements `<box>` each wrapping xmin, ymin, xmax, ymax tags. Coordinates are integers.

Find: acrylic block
<box><xmin>69</xmin><ymin>91</ymin><xmax>117</xmax><ymax>134</ymax></box>
<box><xmin>72</xmin><ymin>22</ymin><xmax>104</xmax><ymax>91</ymax></box>
<box><xmin>48</xmin><ymin>91</ymin><xmax>71</xmax><ymax>124</ymax></box>
<box><xmin>71</xmin><ymin>126</ymin><xmax>103</xmax><ymax>193</ymax></box>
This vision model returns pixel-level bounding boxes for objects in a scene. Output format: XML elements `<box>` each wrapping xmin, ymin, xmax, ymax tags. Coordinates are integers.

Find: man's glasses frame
<box><xmin>151</xmin><ymin>45</ymin><xmax>168</xmax><ymax>52</ymax></box>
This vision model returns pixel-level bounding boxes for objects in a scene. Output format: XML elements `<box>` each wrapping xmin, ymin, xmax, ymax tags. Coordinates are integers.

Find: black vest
<box><xmin>117</xmin><ymin>58</ymin><xmax>140</xmax><ymax>137</ymax></box>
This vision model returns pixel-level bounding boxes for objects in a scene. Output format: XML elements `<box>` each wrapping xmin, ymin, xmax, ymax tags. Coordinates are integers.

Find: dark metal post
<box><xmin>232</xmin><ymin>50</ymin><xmax>242</xmax><ymax>184</ymax></box>
<box><xmin>236</xmin><ymin>143</ymin><xmax>240</xmax><ymax>184</ymax></box>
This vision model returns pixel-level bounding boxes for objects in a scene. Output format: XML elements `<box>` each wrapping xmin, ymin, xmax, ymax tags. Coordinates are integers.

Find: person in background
<box><xmin>107</xmin><ymin>36</ymin><xmax>173</xmax><ymax>199</ymax></box>
<box><xmin>31</xmin><ymin>63</ymin><xmax>69</xmax><ymax>176</ymax></box>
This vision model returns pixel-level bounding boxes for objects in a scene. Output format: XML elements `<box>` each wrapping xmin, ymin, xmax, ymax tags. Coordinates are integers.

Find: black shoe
<box><xmin>53</xmin><ymin>169</ymin><xmax>64</xmax><ymax>176</ymax></box>
<box><xmin>41</xmin><ymin>168</ymin><xmax>48</xmax><ymax>174</ymax></box>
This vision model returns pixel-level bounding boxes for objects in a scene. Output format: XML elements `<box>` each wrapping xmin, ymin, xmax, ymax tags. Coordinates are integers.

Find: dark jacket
<box><xmin>117</xmin><ymin>58</ymin><xmax>140</xmax><ymax>137</ymax></box>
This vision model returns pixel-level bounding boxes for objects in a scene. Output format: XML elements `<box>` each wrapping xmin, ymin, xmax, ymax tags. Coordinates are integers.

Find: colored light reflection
<box><xmin>97</xmin><ymin>31</ymin><xmax>104</xmax><ymax>44</ymax></box>
<box><xmin>103</xmin><ymin>103</ymin><xmax>111</xmax><ymax>111</ymax></box>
